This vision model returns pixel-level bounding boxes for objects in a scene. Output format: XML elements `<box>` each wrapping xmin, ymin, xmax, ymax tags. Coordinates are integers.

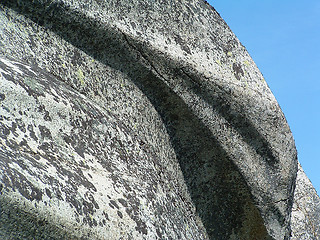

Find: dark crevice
<box><xmin>121</xmin><ymin>21</ymin><xmax>279</xmax><ymax>169</ymax></box>
<box><xmin>273</xmin><ymin>198</ymin><xmax>289</xmax><ymax>204</ymax></box>
<box><xmin>121</xmin><ymin>31</ymin><xmax>169</xmax><ymax>85</ymax></box>
<box><xmin>179</xmin><ymin>68</ymin><xmax>279</xmax><ymax>167</ymax></box>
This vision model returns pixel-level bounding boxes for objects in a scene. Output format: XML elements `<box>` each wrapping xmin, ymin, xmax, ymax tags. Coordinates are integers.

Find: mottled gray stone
<box><xmin>291</xmin><ymin>163</ymin><xmax>320</xmax><ymax>239</ymax></box>
<box><xmin>0</xmin><ymin>0</ymin><xmax>315</xmax><ymax>239</ymax></box>
<box><xmin>0</xmin><ymin>56</ymin><xmax>207</xmax><ymax>240</ymax></box>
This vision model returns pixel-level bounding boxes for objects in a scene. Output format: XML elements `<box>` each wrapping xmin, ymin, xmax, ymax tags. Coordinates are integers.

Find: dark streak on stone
<box><xmin>135</xmin><ymin>219</ymin><xmax>148</xmax><ymax>235</ymax></box>
<box><xmin>63</xmin><ymin>134</ymin><xmax>72</xmax><ymax>144</ymax></box>
<box><xmin>38</xmin><ymin>142</ymin><xmax>51</xmax><ymax>151</ymax></box>
<box><xmin>45</xmin><ymin>188</ymin><xmax>52</xmax><ymax>198</ymax></box>
<box><xmin>117</xmin><ymin>210</ymin><xmax>123</xmax><ymax>218</ymax></box>
<box><xmin>15</xmin><ymin>118</ymin><xmax>26</xmax><ymax>133</ymax></box>
<box><xmin>156</xmin><ymin>228</ymin><xmax>162</xmax><ymax>238</ymax></box>
<box><xmin>8</xmin><ymin>168</ymin><xmax>43</xmax><ymax>201</ymax></box>
<box><xmin>103</xmin><ymin>211</ymin><xmax>110</xmax><ymax>221</ymax></box>
<box><xmin>0</xmin><ymin>93</ymin><xmax>5</xmax><ymax>101</ymax></box>
<box><xmin>0</xmin><ymin>125</ymin><xmax>11</xmax><ymax>138</ymax></box>
<box><xmin>38</xmin><ymin>125</ymin><xmax>52</xmax><ymax>140</ymax></box>
<box><xmin>5</xmin><ymin>139</ymin><xmax>19</xmax><ymax>150</ymax></box>
<box><xmin>118</xmin><ymin>198</ymin><xmax>128</xmax><ymax>207</ymax></box>
<box><xmin>109</xmin><ymin>200</ymin><xmax>119</xmax><ymax>209</ymax></box>
<box><xmin>27</xmin><ymin>124</ymin><xmax>38</xmax><ymax>141</ymax></box>
<box><xmin>232</xmin><ymin>63</ymin><xmax>244</xmax><ymax>80</ymax></box>
<box><xmin>19</xmin><ymin>138</ymin><xmax>30</xmax><ymax>149</ymax></box>
<box><xmin>44</xmin><ymin>112</ymin><xmax>52</xmax><ymax>121</ymax></box>
<box><xmin>38</xmin><ymin>105</ymin><xmax>52</xmax><ymax>121</ymax></box>
<box><xmin>74</xmin><ymin>145</ymin><xmax>85</xmax><ymax>158</ymax></box>
<box><xmin>85</xmin><ymin>191</ymin><xmax>99</xmax><ymax>209</ymax></box>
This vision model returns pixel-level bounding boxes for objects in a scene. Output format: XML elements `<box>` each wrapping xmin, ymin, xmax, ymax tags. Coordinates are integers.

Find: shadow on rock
<box><xmin>2</xmin><ymin>1</ymin><xmax>273</xmax><ymax>238</ymax></box>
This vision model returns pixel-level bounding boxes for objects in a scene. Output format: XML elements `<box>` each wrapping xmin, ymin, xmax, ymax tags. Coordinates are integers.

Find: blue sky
<box><xmin>207</xmin><ymin>0</ymin><xmax>320</xmax><ymax>194</ymax></box>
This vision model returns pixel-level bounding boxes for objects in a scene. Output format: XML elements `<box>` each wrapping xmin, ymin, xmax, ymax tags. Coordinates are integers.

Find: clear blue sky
<box><xmin>207</xmin><ymin>0</ymin><xmax>320</xmax><ymax>194</ymax></box>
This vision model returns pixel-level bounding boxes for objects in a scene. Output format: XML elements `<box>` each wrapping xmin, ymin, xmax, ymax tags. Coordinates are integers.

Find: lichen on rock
<box><xmin>0</xmin><ymin>0</ymin><xmax>318</xmax><ymax>239</ymax></box>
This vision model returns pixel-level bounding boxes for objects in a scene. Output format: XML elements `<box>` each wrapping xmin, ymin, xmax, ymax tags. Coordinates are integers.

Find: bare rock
<box><xmin>291</xmin><ymin>163</ymin><xmax>320</xmax><ymax>239</ymax></box>
<box><xmin>0</xmin><ymin>0</ymin><xmax>314</xmax><ymax>239</ymax></box>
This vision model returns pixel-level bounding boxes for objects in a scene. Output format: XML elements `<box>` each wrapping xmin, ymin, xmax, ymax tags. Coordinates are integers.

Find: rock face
<box><xmin>0</xmin><ymin>0</ymin><xmax>317</xmax><ymax>239</ymax></box>
<box><xmin>291</xmin><ymin>164</ymin><xmax>320</xmax><ymax>239</ymax></box>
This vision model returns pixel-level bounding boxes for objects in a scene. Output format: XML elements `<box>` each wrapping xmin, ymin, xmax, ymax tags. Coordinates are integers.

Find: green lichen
<box><xmin>76</xmin><ymin>68</ymin><xmax>85</xmax><ymax>86</ymax></box>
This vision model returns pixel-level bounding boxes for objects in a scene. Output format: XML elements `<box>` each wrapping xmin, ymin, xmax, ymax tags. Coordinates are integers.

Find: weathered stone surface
<box><xmin>291</xmin><ymin>163</ymin><xmax>320</xmax><ymax>239</ymax></box>
<box><xmin>0</xmin><ymin>0</ymin><xmax>314</xmax><ymax>239</ymax></box>
<box><xmin>0</xmin><ymin>56</ymin><xmax>208</xmax><ymax>239</ymax></box>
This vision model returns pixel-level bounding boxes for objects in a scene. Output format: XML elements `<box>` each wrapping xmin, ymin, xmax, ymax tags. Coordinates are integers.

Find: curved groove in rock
<box><xmin>0</xmin><ymin>0</ymin><xmax>298</xmax><ymax>239</ymax></box>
